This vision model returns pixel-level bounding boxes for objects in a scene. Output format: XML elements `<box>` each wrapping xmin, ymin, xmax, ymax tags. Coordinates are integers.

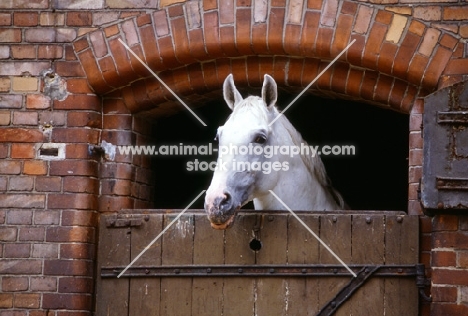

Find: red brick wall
<box><xmin>0</xmin><ymin>0</ymin><xmax>467</xmax><ymax>315</ymax></box>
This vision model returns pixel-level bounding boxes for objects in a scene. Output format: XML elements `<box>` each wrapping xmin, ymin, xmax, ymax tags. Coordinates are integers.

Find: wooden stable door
<box><xmin>95</xmin><ymin>210</ymin><xmax>419</xmax><ymax>316</ymax></box>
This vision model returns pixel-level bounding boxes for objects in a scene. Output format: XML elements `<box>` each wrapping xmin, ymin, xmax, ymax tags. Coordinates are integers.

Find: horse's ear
<box><xmin>262</xmin><ymin>74</ymin><xmax>277</xmax><ymax>108</ymax></box>
<box><xmin>223</xmin><ymin>74</ymin><xmax>243</xmax><ymax>110</ymax></box>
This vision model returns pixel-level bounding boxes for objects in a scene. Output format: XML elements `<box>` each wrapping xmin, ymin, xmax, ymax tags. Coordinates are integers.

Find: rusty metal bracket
<box><xmin>317</xmin><ymin>266</ymin><xmax>379</xmax><ymax>316</ymax></box>
<box><xmin>102</xmin><ymin>264</ymin><xmax>419</xmax><ymax>279</ymax></box>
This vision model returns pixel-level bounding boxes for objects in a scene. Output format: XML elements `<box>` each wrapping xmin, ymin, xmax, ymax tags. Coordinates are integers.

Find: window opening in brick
<box><xmin>153</xmin><ymin>95</ymin><xmax>408</xmax><ymax>211</ymax></box>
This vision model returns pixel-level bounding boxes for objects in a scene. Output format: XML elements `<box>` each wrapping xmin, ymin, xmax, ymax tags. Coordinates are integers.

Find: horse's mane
<box><xmin>273</xmin><ymin>108</ymin><xmax>347</xmax><ymax>209</ymax></box>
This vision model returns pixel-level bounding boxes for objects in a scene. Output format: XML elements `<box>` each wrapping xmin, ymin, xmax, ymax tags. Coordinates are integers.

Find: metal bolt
<box><xmin>396</xmin><ymin>216</ymin><xmax>403</xmax><ymax>223</ymax></box>
<box><xmin>144</xmin><ymin>215</ymin><xmax>150</xmax><ymax>222</ymax></box>
<box><xmin>268</xmin><ymin>215</ymin><xmax>274</xmax><ymax>222</ymax></box>
<box><xmin>301</xmin><ymin>269</ymin><xmax>307</xmax><ymax>274</ymax></box>
<box><xmin>397</xmin><ymin>268</ymin><xmax>403</xmax><ymax>273</ymax></box>
<box><xmin>206</xmin><ymin>268</ymin><xmax>212</xmax><ymax>274</ymax></box>
<box><xmin>437</xmin><ymin>202</ymin><xmax>444</xmax><ymax>209</ymax></box>
<box><xmin>332</xmin><ymin>216</ymin><xmax>337</xmax><ymax>223</ymax></box>
<box><xmin>269</xmin><ymin>268</ymin><xmax>275</xmax><ymax>274</ymax></box>
<box><xmin>365</xmin><ymin>217</ymin><xmax>372</xmax><ymax>224</ymax></box>
<box><xmin>145</xmin><ymin>269</ymin><xmax>150</xmax><ymax>274</ymax></box>
<box><xmin>331</xmin><ymin>301</ymin><xmax>336</xmax><ymax>307</ymax></box>
<box><xmin>333</xmin><ymin>268</ymin><xmax>338</xmax><ymax>274</ymax></box>
<box><xmin>238</xmin><ymin>268</ymin><xmax>243</xmax><ymax>274</ymax></box>
<box><xmin>174</xmin><ymin>269</ymin><xmax>180</xmax><ymax>274</ymax></box>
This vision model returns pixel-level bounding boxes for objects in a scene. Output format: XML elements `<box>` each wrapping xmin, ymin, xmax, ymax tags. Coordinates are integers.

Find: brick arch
<box><xmin>73</xmin><ymin>1</ymin><xmax>462</xmax><ymax>115</ymax></box>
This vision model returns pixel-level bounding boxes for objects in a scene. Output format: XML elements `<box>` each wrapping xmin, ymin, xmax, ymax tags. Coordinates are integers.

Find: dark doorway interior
<box><xmin>153</xmin><ymin>92</ymin><xmax>409</xmax><ymax>211</ymax></box>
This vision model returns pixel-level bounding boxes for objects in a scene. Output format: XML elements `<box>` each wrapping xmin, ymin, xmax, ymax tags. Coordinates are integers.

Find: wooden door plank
<box><xmin>160</xmin><ymin>214</ymin><xmax>195</xmax><ymax>316</ymax></box>
<box><xmin>318</xmin><ymin>214</ymin><xmax>352</xmax><ymax>314</ymax></box>
<box><xmin>95</xmin><ymin>215</ymin><xmax>131</xmax><ymax>316</ymax></box>
<box><xmin>222</xmin><ymin>213</ymin><xmax>257</xmax><ymax>316</ymax></box>
<box><xmin>384</xmin><ymin>215</ymin><xmax>419</xmax><ymax>316</ymax></box>
<box><xmin>255</xmin><ymin>214</ymin><xmax>288</xmax><ymax>316</ymax></box>
<box><xmin>287</xmin><ymin>214</ymin><xmax>320</xmax><ymax>315</ymax></box>
<box><xmin>129</xmin><ymin>213</ymin><xmax>163</xmax><ymax>315</ymax></box>
<box><xmin>343</xmin><ymin>214</ymin><xmax>385</xmax><ymax>316</ymax></box>
<box><xmin>191</xmin><ymin>214</ymin><xmax>225</xmax><ymax>316</ymax></box>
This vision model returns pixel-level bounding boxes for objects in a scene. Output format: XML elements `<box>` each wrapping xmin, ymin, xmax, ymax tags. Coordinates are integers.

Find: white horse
<box><xmin>204</xmin><ymin>74</ymin><xmax>346</xmax><ymax>230</ymax></box>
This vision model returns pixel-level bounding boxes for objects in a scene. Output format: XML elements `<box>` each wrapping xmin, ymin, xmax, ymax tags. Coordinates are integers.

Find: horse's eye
<box><xmin>253</xmin><ymin>135</ymin><xmax>267</xmax><ymax>144</ymax></box>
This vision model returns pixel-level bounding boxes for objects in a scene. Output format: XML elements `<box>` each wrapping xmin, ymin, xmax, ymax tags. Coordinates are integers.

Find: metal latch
<box><xmin>105</xmin><ymin>214</ymin><xmax>146</xmax><ymax>228</ymax></box>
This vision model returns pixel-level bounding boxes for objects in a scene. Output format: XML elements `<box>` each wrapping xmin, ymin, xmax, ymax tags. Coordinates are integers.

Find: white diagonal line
<box><xmin>117</xmin><ymin>189</ymin><xmax>206</xmax><ymax>278</ymax></box>
<box><xmin>269</xmin><ymin>39</ymin><xmax>356</xmax><ymax>127</ymax></box>
<box><xmin>268</xmin><ymin>190</ymin><xmax>357</xmax><ymax>278</ymax></box>
<box><xmin>118</xmin><ymin>38</ymin><xmax>207</xmax><ymax>127</ymax></box>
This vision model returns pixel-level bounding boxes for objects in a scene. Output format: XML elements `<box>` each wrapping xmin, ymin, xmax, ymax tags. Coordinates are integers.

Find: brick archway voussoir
<box><xmin>72</xmin><ymin>2</ymin><xmax>461</xmax><ymax>115</ymax></box>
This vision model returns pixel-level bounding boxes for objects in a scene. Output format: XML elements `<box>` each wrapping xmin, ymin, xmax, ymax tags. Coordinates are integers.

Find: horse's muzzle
<box><xmin>204</xmin><ymin>193</ymin><xmax>238</xmax><ymax>230</ymax></box>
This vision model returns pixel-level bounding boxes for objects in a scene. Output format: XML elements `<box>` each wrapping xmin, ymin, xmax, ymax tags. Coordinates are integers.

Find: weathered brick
<box><xmin>419</xmin><ymin>28</ymin><xmax>441</xmax><ymax>57</ymax></box>
<box><xmin>35</xmin><ymin>176</ymin><xmax>62</xmax><ymax>192</ymax></box>
<box><xmin>32</xmin><ymin>243</ymin><xmax>58</xmax><ymax>258</ymax></box>
<box><xmin>0</xmin><ymin>0</ymin><xmax>48</xmax><ymax>9</ymax></box>
<box><xmin>0</xmin><ymin>13</ymin><xmax>11</xmax><ymax>25</ymax></box>
<box><xmin>14</xmin><ymin>293</ymin><xmax>41</xmax><ymax>309</ymax></box>
<box><xmin>67</xmin><ymin>11</ymin><xmax>92</xmax><ymax>26</ymax></box>
<box><xmin>47</xmin><ymin>193</ymin><xmax>97</xmax><ymax>210</ymax></box>
<box><xmin>11</xmin><ymin>77</ymin><xmax>39</xmax><ymax>91</ymax></box>
<box><xmin>63</xmin><ymin>176</ymin><xmax>98</xmax><ymax>194</ymax></box>
<box><xmin>39</xmin><ymin>111</ymin><xmax>66</xmax><ymax>125</ymax></box>
<box><xmin>13</xmin><ymin>12</ymin><xmax>38</xmax><ymax>26</ymax></box>
<box><xmin>11</xmin><ymin>45</ymin><xmax>37</xmax><ymax>59</ymax></box>
<box><xmin>0</xmin><ymin>77</ymin><xmax>11</xmax><ymax>91</ymax></box>
<box><xmin>24</xmin><ymin>28</ymin><xmax>56</xmax><ymax>43</ymax></box>
<box><xmin>12</xmin><ymin>111</ymin><xmax>38</xmax><ymax>124</ymax></box>
<box><xmin>44</xmin><ymin>259</ymin><xmax>93</xmax><ymax>276</ymax></box>
<box><xmin>0</xmin><ymin>111</ymin><xmax>11</xmax><ymax>125</ymax></box>
<box><xmin>53</xmin><ymin>94</ymin><xmax>101</xmax><ymax>111</ymax></box>
<box><xmin>67</xmin><ymin>111</ymin><xmax>102</xmax><ymax>128</ymax></box>
<box><xmin>2</xmin><ymin>277</ymin><xmax>29</xmax><ymax>292</ymax></box>
<box><xmin>432</xmin><ymin>250</ymin><xmax>457</xmax><ymax>267</ymax></box>
<box><xmin>6</xmin><ymin>210</ymin><xmax>33</xmax><ymax>225</ymax></box>
<box><xmin>62</xmin><ymin>210</ymin><xmax>96</xmax><ymax>227</ymax></box>
<box><xmin>432</xmin><ymin>286</ymin><xmax>458</xmax><ymax>302</ymax></box>
<box><xmin>23</xmin><ymin>160</ymin><xmax>47</xmax><ymax>175</ymax></box>
<box><xmin>0</xmin><ymin>61</ymin><xmax>49</xmax><ymax>76</ymax></box>
<box><xmin>0</xmin><ymin>293</ymin><xmax>13</xmax><ymax>308</ymax></box>
<box><xmin>354</xmin><ymin>5</ymin><xmax>373</xmax><ymax>34</ymax></box>
<box><xmin>459</xmin><ymin>251</ymin><xmax>468</xmax><ymax>268</ymax></box>
<box><xmin>0</xmin><ymin>161</ymin><xmax>21</xmax><ymax>174</ymax></box>
<box><xmin>8</xmin><ymin>176</ymin><xmax>34</xmax><ymax>191</ymax></box>
<box><xmin>4</xmin><ymin>243</ymin><xmax>30</xmax><ymax>258</ymax></box>
<box><xmin>30</xmin><ymin>277</ymin><xmax>57</xmax><ymax>292</ymax></box>
<box><xmin>444</xmin><ymin>6</ymin><xmax>468</xmax><ymax>20</ymax></box>
<box><xmin>50</xmin><ymin>160</ymin><xmax>98</xmax><ymax>177</ymax></box>
<box><xmin>34</xmin><ymin>210</ymin><xmax>60</xmax><ymax>225</ymax></box>
<box><xmin>432</xmin><ymin>268</ymin><xmax>468</xmax><ymax>286</ymax></box>
<box><xmin>0</xmin><ymin>94</ymin><xmax>22</xmax><ymax>109</ymax></box>
<box><xmin>0</xmin><ymin>227</ymin><xmax>17</xmax><ymax>241</ymax></box>
<box><xmin>0</xmin><ymin>259</ymin><xmax>42</xmax><ymax>274</ymax></box>
<box><xmin>40</xmin><ymin>12</ymin><xmax>65</xmax><ymax>26</ymax></box>
<box><xmin>26</xmin><ymin>94</ymin><xmax>51</xmax><ymax>109</ymax></box>
<box><xmin>64</xmin><ymin>78</ymin><xmax>90</xmax><ymax>95</ymax></box>
<box><xmin>51</xmin><ymin>128</ymin><xmax>100</xmax><ymax>144</ymax></box>
<box><xmin>0</xmin><ymin>45</ymin><xmax>9</xmax><ymax>59</ymax></box>
<box><xmin>38</xmin><ymin>45</ymin><xmax>63</xmax><ymax>59</ymax></box>
<box><xmin>0</xmin><ymin>29</ymin><xmax>21</xmax><ymax>42</ymax></box>
<box><xmin>18</xmin><ymin>227</ymin><xmax>45</xmax><ymax>241</ymax></box>
<box><xmin>59</xmin><ymin>277</ymin><xmax>93</xmax><ymax>293</ymax></box>
<box><xmin>42</xmin><ymin>293</ymin><xmax>92</xmax><ymax>310</ymax></box>
<box><xmin>61</xmin><ymin>244</ymin><xmax>94</xmax><ymax>260</ymax></box>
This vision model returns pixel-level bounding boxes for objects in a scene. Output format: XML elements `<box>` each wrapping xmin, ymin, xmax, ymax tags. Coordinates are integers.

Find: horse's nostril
<box><xmin>221</xmin><ymin>192</ymin><xmax>231</xmax><ymax>206</ymax></box>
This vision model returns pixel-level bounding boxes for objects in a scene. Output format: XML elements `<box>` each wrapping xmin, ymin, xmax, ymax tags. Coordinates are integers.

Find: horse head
<box><xmin>204</xmin><ymin>74</ymin><xmax>279</xmax><ymax>229</ymax></box>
